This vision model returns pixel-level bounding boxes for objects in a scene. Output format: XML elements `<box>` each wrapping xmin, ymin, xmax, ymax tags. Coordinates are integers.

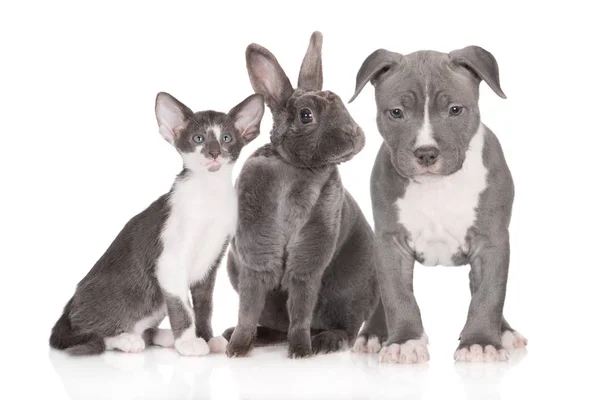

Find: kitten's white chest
<box><xmin>395</xmin><ymin>127</ymin><xmax>488</xmax><ymax>266</ymax></box>
<box><xmin>158</xmin><ymin>169</ymin><xmax>236</xmax><ymax>296</ymax></box>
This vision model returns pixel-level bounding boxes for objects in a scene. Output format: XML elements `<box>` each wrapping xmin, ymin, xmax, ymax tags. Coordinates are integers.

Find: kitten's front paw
<box><xmin>174</xmin><ymin>337</ymin><xmax>210</xmax><ymax>356</ymax></box>
<box><xmin>454</xmin><ymin>344</ymin><xmax>508</xmax><ymax>362</ymax></box>
<box><xmin>379</xmin><ymin>335</ymin><xmax>429</xmax><ymax>364</ymax></box>
<box><xmin>208</xmin><ymin>336</ymin><xmax>228</xmax><ymax>353</ymax></box>
<box><xmin>226</xmin><ymin>327</ymin><xmax>254</xmax><ymax>358</ymax></box>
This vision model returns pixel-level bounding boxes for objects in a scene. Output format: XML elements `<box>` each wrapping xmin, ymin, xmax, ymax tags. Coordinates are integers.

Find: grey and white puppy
<box><xmin>224</xmin><ymin>32</ymin><xmax>383</xmax><ymax>358</ymax></box>
<box><xmin>350</xmin><ymin>46</ymin><xmax>527</xmax><ymax>363</ymax></box>
<box><xmin>50</xmin><ymin>92</ymin><xmax>264</xmax><ymax>356</ymax></box>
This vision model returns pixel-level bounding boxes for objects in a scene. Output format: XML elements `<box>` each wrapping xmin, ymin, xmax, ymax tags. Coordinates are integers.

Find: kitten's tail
<box><xmin>49</xmin><ymin>298</ymin><xmax>105</xmax><ymax>356</ymax></box>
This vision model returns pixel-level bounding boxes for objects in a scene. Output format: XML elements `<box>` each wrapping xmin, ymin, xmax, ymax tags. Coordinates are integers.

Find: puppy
<box><xmin>350</xmin><ymin>46</ymin><xmax>527</xmax><ymax>363</ymax></box>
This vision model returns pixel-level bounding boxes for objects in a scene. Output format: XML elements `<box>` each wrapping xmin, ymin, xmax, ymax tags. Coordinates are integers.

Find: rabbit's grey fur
<box><xmin>225</xmin><ymin>32</ymin><xmax>383</xmax><ymax>358</ymax></box>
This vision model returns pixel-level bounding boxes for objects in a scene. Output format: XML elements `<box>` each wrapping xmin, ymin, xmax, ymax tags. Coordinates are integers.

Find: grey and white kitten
<box><xmin>50</xmin><ymin>92</ymin><xmax>264</xmax><ymax>356</ymax></box>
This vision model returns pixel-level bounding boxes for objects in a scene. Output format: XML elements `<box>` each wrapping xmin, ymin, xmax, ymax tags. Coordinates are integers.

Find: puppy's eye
<box><xmin>222</xmin><ymin>134</ymin><xmax>233</xmax><ymax>143</ymax></box>
<box><xmin>299</xmin><ymin>108</ymin><xmax>313</xmax><ymax>124</ymax></box>
<box><xmin>192</xmin><ymin>135</ymin><xmax>204</xmax><ymax>144</ymax></box>
<box><xmin>389</xmin><ymin>108</ymin><xmax>404</xmax><ymax>119</ymax></box>
<box><xmin>449</xmin><ymin>106</ymin><xmax>463</xmax><ymax>116</ymax></box>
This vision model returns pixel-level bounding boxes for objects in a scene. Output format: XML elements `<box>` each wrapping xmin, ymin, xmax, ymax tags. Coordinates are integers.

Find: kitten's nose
<box><xmin>208</xmin><ymin>142</ymin><xmax>221</xmax><ymax>159</ymax></box>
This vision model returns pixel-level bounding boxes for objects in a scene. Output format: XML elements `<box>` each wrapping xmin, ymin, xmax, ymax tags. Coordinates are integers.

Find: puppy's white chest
<box><xmin>395</xmin><ymin>128</ymin><xmax>488</xmax><ymax>266</ymax></box>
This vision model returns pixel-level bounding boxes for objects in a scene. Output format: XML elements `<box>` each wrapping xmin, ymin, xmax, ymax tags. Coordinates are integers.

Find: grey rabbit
<box><xmin>223</xmin><ymin>31</ymin><xmax>386</xmax><ymax>358</ymax></box>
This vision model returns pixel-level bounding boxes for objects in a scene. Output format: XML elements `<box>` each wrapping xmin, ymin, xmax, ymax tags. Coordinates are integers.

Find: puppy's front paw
<box><xmin>352</xmin><ymin>335</ymin><xmax>382</xmax><ymax>354</ymax></box>
<box><xmin>174</xmin><ymin>337</ymin><xmax>210</xmax><ymax>356</ymax></box>
<box><xmin>288</xmin><ymin>342</ymin><xmax>312</xmax><ymax>359</ymax></box>
<box><xmin>379</xmin><ymin>335</ymin><xmax>429</xmax><ymax>363</ymax></box>
<box><xmin>501</xmin><ymin>330</ymin><xmax>528</xmax><ymax>352</ymax></box>
<box><xmin>454</xmin><ymin>344</ymin><xmax>508</xmax><ymax>362</ymax></box>
<box><xmin>226</xmin><ymin>328</ymin><xmax>254</xmax><ymax>358</ymax></box>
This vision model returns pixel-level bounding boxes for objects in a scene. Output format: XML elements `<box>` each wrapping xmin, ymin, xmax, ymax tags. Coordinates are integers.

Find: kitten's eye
<box><xmin>389</xmin><ymin>108</ymin><xmax>404</xmax><ymax>119</ymax></box>
<box><xmin>192</xmin><ymin>135</ymin><xmax>204</xmax><ymax>144</ymax></box>
<box><xmin>299</xmin><ymin>108</ymin><xmax>313</xmax><ymax>124</ymax></box>
<box><xmin>222</xmin><ymin>134</ymin><xmax>233</xmax><ymax>143</ymax></box>
<box><xmin>449</xmin><ymin>105</ymin><xmax>464</xmax><ymax>116</ymax></box>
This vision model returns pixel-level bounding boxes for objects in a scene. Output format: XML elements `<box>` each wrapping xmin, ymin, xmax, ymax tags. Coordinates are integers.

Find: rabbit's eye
<box><xmin>389</xmin><ymin>109</ymin><xmax>404</xmax><ymax>119</ymax></box>
<box><xmin>299</xmin><ymin>108</ymin><xmax>313</xmax><ymax>124</ymax></box>
<box><xmin>192</xmin><ymin>135</ymin><xmax>205</xmax><ymax>143</ymax></box>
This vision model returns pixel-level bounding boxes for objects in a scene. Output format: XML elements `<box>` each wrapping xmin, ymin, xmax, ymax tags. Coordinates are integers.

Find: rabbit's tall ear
<box><xmin>228</xmin><ymin>94</ymin><xmax>265</xmax><ymax>144</ymax></box>
<box><xmin>298</xmin><ymin>31</ymin><xmax>323</xmax><ymax>91</ymax></box>
<box><xmin>350</xmin><ymin>49</ymin><xmax>401</xmax><ymax>103</ymax></box>
<box><xmin>449</xmin><ymin>46</ymin><xmax>506</xmax><ymax>99</ymax></box>
<box><xmin>246</xmin><ymin>44</ymin><xmax>294</xmax><ymax>110</ymax></box>
<box><xmin>155</xmin><ymin>92</ymin><xmax>194</xmax><ymax>145</ymax></box>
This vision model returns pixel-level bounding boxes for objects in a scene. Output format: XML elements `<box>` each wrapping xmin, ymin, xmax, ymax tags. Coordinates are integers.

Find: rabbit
<box><xmin>223</xmin><ymin>31</ymin><xmax>386</xmax><ymax>358</ymax></box>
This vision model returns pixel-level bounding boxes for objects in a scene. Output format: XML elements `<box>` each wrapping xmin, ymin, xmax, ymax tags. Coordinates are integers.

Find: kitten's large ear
<box><xmin>246</xmin><ymin>43</ymin><xmax>294</xmax><ymax>110</ymax></box>
<box><xmin>449</xmin><ymin>46</ymin><xmax>506</xmax><ymax>99</ymax></box>
<box><xmin>228</xmin><ymin>94</ymin><xmax>265</xmax><ymax>144</ymax></box>
<box><xmin>155</xmin><ymin>92</ymin><xmax>194</xmax><ymax>145</ymax></box>
<box><xmin>298</xmin><ymin>31</ymin><xmax>323</xmax><ymax>91</ymax></box>
<box><xmin>350</xmin><ymin>49</ymin><xmax>401</xmax><ymax>103</ymax></box>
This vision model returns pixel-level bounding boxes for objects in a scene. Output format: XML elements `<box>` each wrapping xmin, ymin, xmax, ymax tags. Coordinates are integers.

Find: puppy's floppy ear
<box><xmin>155</xmin><ymin>92</ymin><xmax>194</xmax><ymax>145</ymax></box>
<box><xmin>449</xmin><ymin>46</ymin><xmax>506</xmax><ymax>99</ymax></box>
<box><xmin>228</xmin><ymin>94</ymin><xmax>265</xmax><ymax>144</ymax></box>
<box><xmin>298</xmin><ymin>31</ymin><xmax>323</xmax><ymax>91</ymax></box>
<box><xmin>246</xmin><ymin>43</ymin><xmax>294</xmax><ymax>110</ymax></box>
<box><xmin>350</xmin><ymin>49</ymin><xmax>401</xmax><ymax>103</ymax></box>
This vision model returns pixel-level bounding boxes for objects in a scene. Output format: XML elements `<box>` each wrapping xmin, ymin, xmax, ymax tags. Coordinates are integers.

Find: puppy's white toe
<box><xmin>455</xmin><ymin>344</ymin><xmax>509</xmax><ymax>363</ymax></box>
<box><xmin>208</xmin><ymin>336</ymin><xmax>228</xmax><ymax>353</ymax></box>
<box><xmin>379</xmin><ymin>335</ymin><xmax>429</xmax><ymax>364</ymax></box>
<box><xmin>367</xmin><ymin>335</ymin><xmax>382</xmax><ymax>353</ymax></box>
<box><xmin>153</xmin><ymin>329</ymin><xmax>174</xmax><ymax>348</ymax></box>
<box><xmin>175</xmin><ymin>337</ymin><xmax>210</xmax><ymax>356</ymax></box>
<box><xmin>352</xmin><ymin>336</ymin><xmax>367</xmax><ymax>353</ymax></box>
<box><xmin>501</xmin><ymin>330</ymin><xmax>528</xmax><ymax>352</ymax></box>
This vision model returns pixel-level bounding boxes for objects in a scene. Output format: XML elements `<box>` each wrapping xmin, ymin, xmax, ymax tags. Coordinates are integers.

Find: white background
<box><xmin>2</xmin><ymin>1</ymin><xmax>599</xmax><ymax>399</ymax></box>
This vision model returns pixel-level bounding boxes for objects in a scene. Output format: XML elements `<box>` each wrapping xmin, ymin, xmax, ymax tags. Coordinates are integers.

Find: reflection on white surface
<box><xmin>49</xmin><ymin>344</ymin><xmax>526</xmax><ymax>400</ymax></box>
<box><xmin>454</xmin><ymin>348</ymin><xmax>528</xmax><ymax>400</ymax></box>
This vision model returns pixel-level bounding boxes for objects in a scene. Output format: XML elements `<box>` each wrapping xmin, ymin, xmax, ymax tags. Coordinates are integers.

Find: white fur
<box><xmin>152</xmin><ymin>329</ymin><xmax>175</xmax><ymax>348</ymax></box>
<box><xmin>156</xmin><ymin>165</ymin><xmax>237</xmax><ymax>356</ymax></box>
<box><xmin>379</xmin><ymin>334</ymin><xmax>429</xmax><ymax>364</ymax></box>
<box><xmin>208</xmin><ymin>336</ymin><xmax>228</xmax><ymax>353</ymax></box>
<box><xmin>174</xmin><ymin>336</ymin><xmax>210</xmax><ymax>356</ymax></box>
<box><xmin>133</xmin><ymin>305</ymin><xmax>167</xmax><ymax>334</ymax></box>
<box><xmin>501</xmin><ymin>330</ymin><xmax>528</xmax><ymax>352</ymax></box>
<box><xmin>105</xmin><ymin>333</ymin><xmax>145</xmax><ymax>353</ymax></box>
<box><xmin>210</xmin><ymin>125</ymin><xmax>221</xmax><ymax>139</ymax></box>
<box><xmin>352</xmin><ymin>335</ymin><xmax>383</xmax><ymax>353</ymax></box>
<box><xmin>415</xmin><ymin>95</ymin><xmax>436</xmax><ymax>147</ymax></box>
<box><xmin>454</xmin><ymin>344</ymin><xmax>509</xmax><ymax>362</ymax></box>
<box><xmin>395</xmin><ymin>125</ymin><xmax>488</xmax><ymax>266</ymax></box>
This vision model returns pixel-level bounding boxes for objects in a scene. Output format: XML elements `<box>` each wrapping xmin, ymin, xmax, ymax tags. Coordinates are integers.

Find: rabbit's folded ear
<box><xmin>246</xmin><ymin>44</ymin><xmax>294</xmax><ymax>110</ymax></box>
<box><xmin>228</xmin><ymin>94</ymin><xmax>265</xmax><ymax>144</ymax></box>
<box><xmin>155</xmin><ymin>92</ymin><xmax>194</xmax><ymax>145</ymax></box>
<box><xmin>298</xmin><ymin>31</ymin><xmax>323</xmax><ymax>91</ymax></box>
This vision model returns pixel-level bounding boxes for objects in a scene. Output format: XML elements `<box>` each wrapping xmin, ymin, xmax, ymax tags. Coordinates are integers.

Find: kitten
<box><xmin>50</xmin><ymin>92</ymin><xmax>264</xmax><ymax>356</ymax></box>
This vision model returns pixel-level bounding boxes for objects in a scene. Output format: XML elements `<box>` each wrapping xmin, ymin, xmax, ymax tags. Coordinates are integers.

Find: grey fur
<box><xmin>351</xmin><ymin>46</ymin><xmax>522</xmax><ymax>358</ymax></box>
<box><xmin>50</xmin><ymin>93</ymin><xmax>262</xmax><ymax>355</ymax></box>
<box><xmin>225</xmin><ymin>32</ymin><xmax>381</xmax><ymax>358</ymax></box>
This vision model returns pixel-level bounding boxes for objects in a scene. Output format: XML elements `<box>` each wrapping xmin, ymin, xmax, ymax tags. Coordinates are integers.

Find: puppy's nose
<box><xmin>342</xmin><ymin>124</ymin><xmax>361</xmax><ymax>138</ymax></box>
<box><xmin>414</xmin><ymin>146</ymin><xmax>439</xmax><ymax>166</ymax></box>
